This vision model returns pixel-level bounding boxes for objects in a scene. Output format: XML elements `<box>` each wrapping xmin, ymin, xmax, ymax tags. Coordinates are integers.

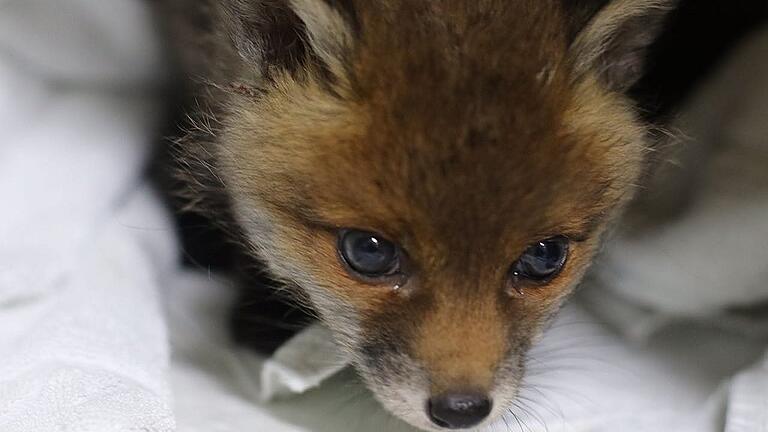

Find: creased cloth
<box><xmin>585</xmin><ymin>26</ymin><xmax>768</xmax><ymax>432</ymax></box>
<box><xmin>0</xmin><ymin>0</ymin><xmax>174</xmax><ymax>431</ymax></box>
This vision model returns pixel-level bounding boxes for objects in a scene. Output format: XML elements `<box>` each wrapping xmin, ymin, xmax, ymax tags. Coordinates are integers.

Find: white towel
<box><xmin>585</xmin><ymin>26</ymin><xmax>768</xmax><ymax>432</ymax></box>
<box><xmin>0</xmin><ymin>0</ymin><xmax>174</xmax><ymax>431</ymax></box>
<box><xmin>593</xmin><ymin>27</ymin><xmax>768</xmax><ymax>320</ymax></box>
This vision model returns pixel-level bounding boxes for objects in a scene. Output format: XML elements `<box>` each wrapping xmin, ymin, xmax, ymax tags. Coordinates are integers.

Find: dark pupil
<box><xmin>342</xmin><ymin>231</ymin><xmax>397</xmax><ymax>275</ymax></box>
<box><xmin>515</xmin><ymin>239</ymin><xmax>566</xmax><ymax>280</ymax></box>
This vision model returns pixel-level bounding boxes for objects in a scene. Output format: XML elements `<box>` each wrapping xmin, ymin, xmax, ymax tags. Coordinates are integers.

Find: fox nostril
<box><xmin>427</xmin><ymin>393</ymin><xmax>492</xmax><ymax>429</ymax></box>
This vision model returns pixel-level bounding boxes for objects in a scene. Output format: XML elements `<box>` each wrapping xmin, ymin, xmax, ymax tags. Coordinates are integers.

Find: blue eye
<box><xmin>510</xmin><ymin>237</ymin><xmax>569</xmax><ymax>282</ymax></box>
<box><xmin>338</xmin><ymin>230</ymin><xmax>401</xmax><ymax>277</ymax></box>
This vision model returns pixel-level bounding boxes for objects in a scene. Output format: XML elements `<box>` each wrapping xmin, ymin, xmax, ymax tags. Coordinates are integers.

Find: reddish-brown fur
<box><xmin>156</xmin><ymin>0</ymin><xmax>673</xmax><ymax>429</ymax></box>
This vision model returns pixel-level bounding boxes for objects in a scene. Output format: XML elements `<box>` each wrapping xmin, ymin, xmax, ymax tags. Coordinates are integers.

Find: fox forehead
<box><xmin>224</xmin><ymin>1</ymin><xmax>644</xmax><ymax>247</ymax></box>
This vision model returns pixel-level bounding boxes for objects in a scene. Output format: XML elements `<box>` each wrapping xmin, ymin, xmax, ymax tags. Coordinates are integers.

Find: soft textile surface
<box><xmin>1</xmin><ymin>1</ymin><xmax>766</xmax><ymax>431</ymax></box>
<box><xmin>595</xmin><ymin>28</ymin><xmax>768</xmax><ymax>320</ymax></box>
<box><xmin>0</xmin><ymin>1</ymin><xmax>174</xmax><ymax>430</ymax></box>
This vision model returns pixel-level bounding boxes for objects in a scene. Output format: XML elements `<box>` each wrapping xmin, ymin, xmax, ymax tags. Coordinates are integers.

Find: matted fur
<box><xmin>155</xmin><ymin>1</ymin><xmax>677</xmax><ymax>430</ymax></box>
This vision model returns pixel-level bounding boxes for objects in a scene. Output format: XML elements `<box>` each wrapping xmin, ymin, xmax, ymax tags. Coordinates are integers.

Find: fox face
<box><xmin>162</xmin><ymin>0</ymin><xmax>676</xmax><ymax>429</ymax></box>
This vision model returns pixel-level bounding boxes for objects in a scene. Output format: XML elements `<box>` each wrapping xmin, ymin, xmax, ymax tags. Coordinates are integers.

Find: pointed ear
<box><xmin>221</xmin><ymin>0</ymin><xmax>355</xmax><ymax>79</ymax></box>
<box><xmin>570</xmin><ymin>0</ymin><xmax>678</xmax><ymax>92</ymax></box>
<box><xmin>288</xmin><ymin>0</ymin><xmax>355</xmax><ymax>74</ymax></box>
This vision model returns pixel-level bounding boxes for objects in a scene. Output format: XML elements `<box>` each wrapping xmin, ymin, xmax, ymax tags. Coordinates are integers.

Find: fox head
<box><xmin>168</xmin><ymin>0</ymin><xmax>676</xmax><ymax>429</ymax></box>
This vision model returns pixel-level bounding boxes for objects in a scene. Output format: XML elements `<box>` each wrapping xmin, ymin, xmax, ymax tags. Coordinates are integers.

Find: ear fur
<box><xmin>570</xmin><ymin>0</ymin><xmax>679</xmax><ymax>92</ymax></box>
<box><xmin>220</xmin><ymin>0</ymin><xmax>354</xmax><ymax>80</ymax></box>
<box><xmin>560</xmin><ymin>0</ymin><xmax>612</xmax><ymax>41</ymax></box>
<box><xmin>288</xmin><ymin>0</ymin><xmax>354</xmax><ymax>76</ymax></box>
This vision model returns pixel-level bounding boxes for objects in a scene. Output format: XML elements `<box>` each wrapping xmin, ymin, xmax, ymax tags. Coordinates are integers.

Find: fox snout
<box><xmin>414</xmin><ymin>299</ymin><xmax>507</xmax><ymax>429</ymax></box>
<box><xmin>415</xmin><ymin>298</ymin><xmax>506</xmax><ymax>387</ymax></box>
<box><xmin>354</xmin><ymin>290</ymin><xmax>529</xmax><ymax>431</ymax></box>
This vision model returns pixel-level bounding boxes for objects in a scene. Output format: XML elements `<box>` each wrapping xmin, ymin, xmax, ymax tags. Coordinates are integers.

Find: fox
<box><xmin>152</xmin><ymin>0</ymin><xmax>708</xmax><ymax>430</ymax></box>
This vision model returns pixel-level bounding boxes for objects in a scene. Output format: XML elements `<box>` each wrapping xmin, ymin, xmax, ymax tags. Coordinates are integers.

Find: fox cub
<box><xmin>153</xmin><ymin>0</ymin><xmax>765</xmax><ymax>430</ymax></box>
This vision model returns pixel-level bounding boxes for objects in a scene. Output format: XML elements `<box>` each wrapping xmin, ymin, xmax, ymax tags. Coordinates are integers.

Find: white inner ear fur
<box><xmin>571</xmin><ymin>0</ymin><xmax>677</xmax><ymax>87</ymax></box>
<box><xmin>289</xmin><ymin>0</ymin><xmax>353</xmax><ymax>78</ymax></box>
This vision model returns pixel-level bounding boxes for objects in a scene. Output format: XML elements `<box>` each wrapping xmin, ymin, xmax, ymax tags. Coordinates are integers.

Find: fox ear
<box><xmin>221</xmin><ymin>0</ymin><xmax>355</xmax><ymax>79</ymax></box>
<box><xmin>570</xmin><ymin>0</ymin><xmax>678</xmax><ymax>92</ymax></box>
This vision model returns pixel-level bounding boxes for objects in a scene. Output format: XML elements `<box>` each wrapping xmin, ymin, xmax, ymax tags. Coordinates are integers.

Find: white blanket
<box><xmin>0</xmin><ymin>1</ymin><xmax>174</xmax><ymax>430</ymax></box>
<box><xmin>1</xmin><ymin>1</ymin><xmax>766</xmax><ymax>431</ymax></box>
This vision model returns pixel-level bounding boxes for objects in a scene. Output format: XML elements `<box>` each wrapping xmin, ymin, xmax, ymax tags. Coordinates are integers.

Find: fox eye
<box><xmin>338</xmin><ymin>230</ymin><xmax>401</xmax><ymax>278</ymax></box>
<box><xmin>509</xmin><ymin>237</ymin><xmax>569</xmax><ymax>283</ymax></box>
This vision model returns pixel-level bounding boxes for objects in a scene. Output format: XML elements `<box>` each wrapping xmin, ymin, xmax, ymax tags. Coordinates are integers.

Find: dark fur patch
<box><xmin>560</xmin><ymin>0</ymin><xmax>611</xmax><ymax>40</ymax></box>
<box><xmin>225</xmin><ymin>0</ymin><xmax>314</xmax><ymax>79</ymax></box>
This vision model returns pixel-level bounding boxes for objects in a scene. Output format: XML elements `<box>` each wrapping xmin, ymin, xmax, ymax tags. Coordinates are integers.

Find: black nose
<box><xmin>427</xmin><ymin>393</ymin><xmax>492</xmax><ymax>429</ymax></box>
